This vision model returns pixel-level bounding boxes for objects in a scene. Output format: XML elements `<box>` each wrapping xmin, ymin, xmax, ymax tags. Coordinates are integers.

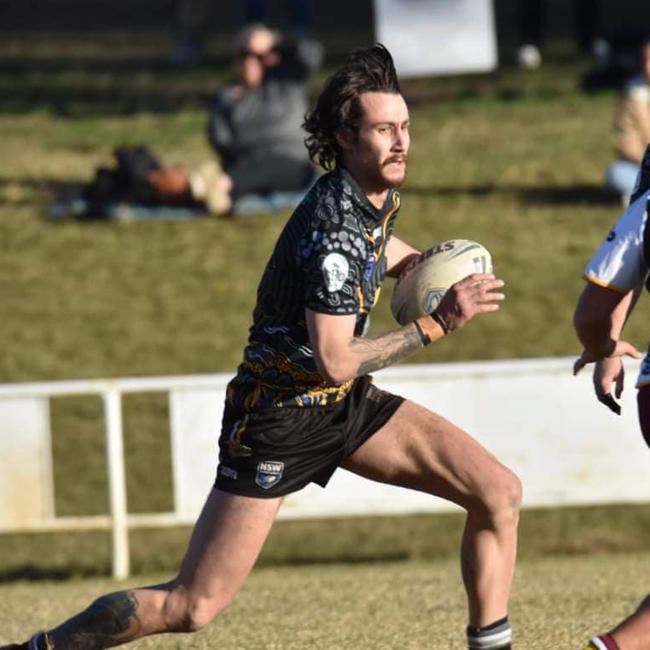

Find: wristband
<box><xmin>415</xmin><ymin>315</ymin><xmax>446</xmax><ymax>345</ymax></box>
<box><xmin>431</xmin><ymin>310</ymin><xmax>450</xmax><ymax>335</ymax></box>
<box><xmin>413</xmin><ymin>320</ymin><xmax>431</xmax><ymax>346</ymax></box>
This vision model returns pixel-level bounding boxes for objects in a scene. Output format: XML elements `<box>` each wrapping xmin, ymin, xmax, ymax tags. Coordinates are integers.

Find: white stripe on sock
<box><xmin>590</xmin><ymin>638</ymin><xmax>609</xmax><ymax>650</ymax></box>
<box><xmin>467</xmin><ymin>627</ymin><xmax>512</xmax><ymax>649</ymax></box>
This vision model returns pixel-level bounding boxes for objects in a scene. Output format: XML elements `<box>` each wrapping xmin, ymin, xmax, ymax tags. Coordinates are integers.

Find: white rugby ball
<box><xmin>391</xmin><ymin>239</ymin><xmax>493</xmax><ymax>326</ymax></box>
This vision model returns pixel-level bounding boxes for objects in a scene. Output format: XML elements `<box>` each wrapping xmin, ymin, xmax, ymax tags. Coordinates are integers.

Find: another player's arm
<box><xmin>306</xmin><ymin>273</ymin><xmax>504</xmax><ymax>384</ymax></box>
<box><xmin>573</xmin><ymin>281</ymin><xmax>642</xmax><ymax>413</ymax></box>
<box><xmin>573</xmin><ymin>282</ymin><xmax>642</xmax><ymax>370</ymax></box>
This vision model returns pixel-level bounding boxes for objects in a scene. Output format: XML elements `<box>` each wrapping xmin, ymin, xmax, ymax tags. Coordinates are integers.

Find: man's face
<box><xmin>340</xmin><ymin>91</ymin><xmax>410</xmax><ymax>191</ymax></box>
<box><xmin>238</xmin><ymin>29</ymin><xmax>276</xmax><ymax>88</ymax></box>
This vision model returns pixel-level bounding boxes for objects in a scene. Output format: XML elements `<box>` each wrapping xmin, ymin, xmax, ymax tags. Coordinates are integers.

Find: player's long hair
<box><xmin>303</xmin><ymin>43</ymin><xmax>401</xmax><ymax>171</ymax></box>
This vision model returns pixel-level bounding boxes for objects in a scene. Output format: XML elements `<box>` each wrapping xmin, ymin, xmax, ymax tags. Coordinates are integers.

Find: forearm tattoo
<box><xmin>47</xmin><ymin>591</ymin><xmax>142</xmax><ymax>650</ymax></box>
<box><xmin>351</xmin><ymin>323</ymin><xmax>423</xmax><ymax>376</ymax></box>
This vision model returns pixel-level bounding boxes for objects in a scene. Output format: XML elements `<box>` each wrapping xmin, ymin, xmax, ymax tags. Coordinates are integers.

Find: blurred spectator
<box><xmin>606</xmin><ymin>39</ymin><xmax>650</xmax><ymax>204</ymax></box>
<box><xmin>170</xmin><ymin>0</ymin><xmax>211</xmax><ymax>66</ymax></box>
<box><xmin>170</xmin><ymin>0</ymin><xmax>314</xmax><ymax>66</ymax></box>
<box><xmin>242</xmin><ymin>0</ymin><xmax>313</xmax><ymax>36</ymax></box>
<box><xmin>517</xmin><ymin>0</ymin><xmax>601</xmax><ymax>69</ymax></box>
<box><xmin>154</xmin><ymin>24</ymin><xmax>324</xmax><ymax>216</ymax></box>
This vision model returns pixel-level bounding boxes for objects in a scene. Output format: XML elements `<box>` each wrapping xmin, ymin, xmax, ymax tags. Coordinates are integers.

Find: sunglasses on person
<box><xmin>238</xmin><ymin>48</ymin><xmax>267</xmax><ymax>61</ymax></box>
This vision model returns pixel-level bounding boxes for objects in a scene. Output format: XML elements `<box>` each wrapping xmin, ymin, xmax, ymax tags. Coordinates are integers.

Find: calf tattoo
<box><xmin>47</xmin><ymin>591</ymin><xmax>142</xmax><ymax>649</ymax></box>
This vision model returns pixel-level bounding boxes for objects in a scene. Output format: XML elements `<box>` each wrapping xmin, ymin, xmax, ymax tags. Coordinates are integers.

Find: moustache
<box><xmin>383</xmin><ymin>156</ymin><xmax>407</xmax><ymax>166</ymax></box>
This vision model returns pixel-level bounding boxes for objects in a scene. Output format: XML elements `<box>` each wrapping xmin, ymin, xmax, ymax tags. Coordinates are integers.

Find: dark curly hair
<box><xmin>303</xmin><ymin>43</ymin><xmax>401</xmax><ymax>171</ymax></box>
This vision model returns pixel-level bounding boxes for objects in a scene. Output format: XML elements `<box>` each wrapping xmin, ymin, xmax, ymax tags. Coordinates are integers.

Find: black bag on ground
<box><xmin>83</xmin><ymin>146</ymin><xmax>163</xmax><ymax>210</ymax></box>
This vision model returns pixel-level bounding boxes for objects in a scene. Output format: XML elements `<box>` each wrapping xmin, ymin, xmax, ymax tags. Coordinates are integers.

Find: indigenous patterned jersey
<box><xmin>226</xmin><ymin>167</ymin><xmax>401</xmax><ymax>412</ymax></box>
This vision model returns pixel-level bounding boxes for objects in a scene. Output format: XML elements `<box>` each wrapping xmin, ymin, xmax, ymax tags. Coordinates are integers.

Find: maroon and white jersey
<box><xmin>583</xmin><ymin>189</ymin><xmax>650</xmax><ymax>293</ymax></box>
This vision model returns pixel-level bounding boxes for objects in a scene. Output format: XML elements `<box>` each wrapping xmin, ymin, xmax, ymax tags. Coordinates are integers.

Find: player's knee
<box><xmin>184</xmin><ymin>598</ymin><xmax>224</xmax><ymax>633</ymax></box>
<box><xmin>163</xmin><ymin>582</ymin><xmax>230</xmax><ymax>633</ymax></box>
<box><xmin>478</xmin><ymin>466</ymin><xmax>522</xmax><ymax>524</ymax></box>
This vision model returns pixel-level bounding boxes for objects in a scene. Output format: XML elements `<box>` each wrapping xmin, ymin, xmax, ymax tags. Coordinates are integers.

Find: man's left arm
<box><xmin>385</xmin><ymin>235</ymin><xmax>420</xmax><ymax>278</ymax></box>
<box><xmin>207</xmin><ymin>92</ymin><xmax>236</xmax><ymax>165</ymax></box>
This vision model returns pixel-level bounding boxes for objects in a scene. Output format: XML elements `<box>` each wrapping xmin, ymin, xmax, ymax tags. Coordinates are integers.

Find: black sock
<box><xmin>467</xmin><ymin>616</ymin><xmax>512</xmax><ymax>649</ymax></box>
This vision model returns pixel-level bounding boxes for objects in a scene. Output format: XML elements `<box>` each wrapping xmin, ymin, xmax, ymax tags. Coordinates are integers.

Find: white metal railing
<box><xmin>0</xmin><ymin>373</ymin><xmax>231</xmax><ymax>579</ymax></box>
<box><xmin>1</xmin><ymin>359</ymin><xmax>649</xmax><ymax>580</ymax></box>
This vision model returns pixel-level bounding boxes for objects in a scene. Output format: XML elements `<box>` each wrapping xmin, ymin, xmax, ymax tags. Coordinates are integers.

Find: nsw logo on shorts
<box><xmin>255</xmin><ymin>460</ymin><xmax>285</xmax><ymax>489</ymax></box>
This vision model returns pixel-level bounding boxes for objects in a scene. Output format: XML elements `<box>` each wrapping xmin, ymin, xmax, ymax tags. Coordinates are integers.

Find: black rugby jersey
<box><xmin>226</xmin><ymin>167</ymin><xmax>401</xmax><ymax>412</ymax></box>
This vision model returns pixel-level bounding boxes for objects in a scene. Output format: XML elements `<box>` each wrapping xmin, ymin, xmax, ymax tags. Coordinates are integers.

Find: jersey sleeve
<box><xmin>583</xmin><ymin>191</ymin><xmax>649</xmax><ymax>292</ymax></box>
<box><xmin>300</xmin><ymin>197</ymin><xmax>367</xmax><ymax>315</ymax></box>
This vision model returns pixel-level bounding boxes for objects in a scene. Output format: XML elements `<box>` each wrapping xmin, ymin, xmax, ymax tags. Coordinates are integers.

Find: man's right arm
<box><xmin>306</xmin><ymin>273</ymin><xmax>504</xmax><ymax>384</ymax></box>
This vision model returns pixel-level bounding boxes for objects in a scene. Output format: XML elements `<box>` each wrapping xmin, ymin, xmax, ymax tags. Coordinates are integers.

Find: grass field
<box><xmin>1</xmin><ymin>551</ymin><xmax>648</xmax><ymax>649</ymax></box>
<box><xmin>1</xmin><ymin>33</ymin><xmax>649</xmax><ymax>649</ymax></box>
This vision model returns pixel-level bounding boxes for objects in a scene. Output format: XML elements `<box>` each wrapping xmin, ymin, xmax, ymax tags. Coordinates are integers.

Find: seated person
<box><xmin>606</xmin><ymin>39</ymin><xmax>650</xmax><ymax>203</ymax></box>
<box><xmin>150</xmin><ymin>24</ymin><xmax>323</xmax><ymax>216</ymax></box>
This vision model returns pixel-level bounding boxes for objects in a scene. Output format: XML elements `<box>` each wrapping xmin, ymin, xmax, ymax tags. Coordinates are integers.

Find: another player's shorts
<box><xmin>636</xmin><ymin>349</ymin><xmax>650</xmax><ymax>388</ymax></box>
<box><xmin>214</xmin><ymin>375</ymin><xmax>404</xmax><ymax>498</ymax></box>
<box><xmin>635</xmin><ymin>349</ymin><xmax>650</xmax><ymax>449</ymax></box>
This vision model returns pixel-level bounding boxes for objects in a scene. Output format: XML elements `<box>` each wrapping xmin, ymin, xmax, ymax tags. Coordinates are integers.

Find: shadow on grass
<box><xmin>0</xmin><ymin>565</ymin><xmax>111</xmax><ymax>583</ymax></box>
<box><xmin>0</xmin><ymin>50</ymin><xmax>225</xmax><ymax>115</ymax></box>
<box><xmin>0</xmin><ymin>177</ymin><xmax>81</xmax><ymax>213</ymax></box>
<box><xmin>0</xmin><ymin>177</ymin><xmax>76</xmax><ymax>194</ymax></box>
<box><xmin>6</xmin><ymin>176</ymin><xmax>622</xmax><ymax>209</ymax></box>
<box><xmin>0</xmin><ymin>84</ymin><xmax>214</xmax><ymax>116</ymax></box>
<box><xmin>0</xmin><ymin>50</ymin><xmax>586</xmax><ymax>116</ymax></box>
<box><xmin>0</xmin><ymin>553</ymin><xmax>409</xmax><ymax>583</ymax></box>
<box><xmin>404</xmin><ymin>182</ymin><xmax>621</xmax><ymax>206</ymax></box>
<box><xmin>258</xmin><ymin>551</ymin><xmax>410</xmax><ymax>568</ymax></box>
<box><xmin>1</xmin><ymin>505</ymin><xmax>649</xmax><ymax>581</ymax></box>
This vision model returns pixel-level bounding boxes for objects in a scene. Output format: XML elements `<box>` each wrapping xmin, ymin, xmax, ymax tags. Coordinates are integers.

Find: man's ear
<box><xmin>335</xmin><ymin>128</ymin><xmax>355</xmax><ymax>152</ymax></box>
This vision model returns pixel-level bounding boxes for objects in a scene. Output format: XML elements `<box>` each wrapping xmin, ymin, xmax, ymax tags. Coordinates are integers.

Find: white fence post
<box><xmin>103</xmin><ymin>387</ymin><xmax>130</xmax><ymax>580</ymax></box>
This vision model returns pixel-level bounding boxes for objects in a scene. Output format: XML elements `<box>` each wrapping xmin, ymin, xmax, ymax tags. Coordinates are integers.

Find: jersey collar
<box><xmin>338</xmin><ymin>166</ymin><xmax>400</xmax><ymax>223</ymax></box>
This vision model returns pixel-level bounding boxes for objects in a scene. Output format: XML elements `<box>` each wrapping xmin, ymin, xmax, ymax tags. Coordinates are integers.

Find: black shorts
<box><xmin>214</xmin><ymin>375</ymin><xmax>404</xmax><ymax>498</ymax></box>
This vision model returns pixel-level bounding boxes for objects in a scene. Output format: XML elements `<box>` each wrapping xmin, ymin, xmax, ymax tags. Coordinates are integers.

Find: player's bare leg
<box><xmin>610</xmin><ymin>595</ymin><xmax>650</xmax><ymax>649</ymax></box>
<box><xmin>343</xmin><ymin>399</ymin><xmax>521</xmax><ymax>648</ymax></box>
<box><xmin>8</xmin><ymin>488</ymin><xmax>282</xmax><ymax>649</ymax></box>
<box><xmin>583</xmin><ymin>385</ymin><xmax>650</xmax><ymax>650</ymax></box>
<box><xmin>584</xmin><ymin>595</ymin><xmax>650</xmax><ymax>650</ymax></box>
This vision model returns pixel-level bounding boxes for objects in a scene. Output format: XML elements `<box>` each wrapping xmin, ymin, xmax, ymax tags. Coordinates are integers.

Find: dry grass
<box><xmin>0</xmin><ymin>551</ymin><xmax>647</xmax><ymax>649</ymax></box>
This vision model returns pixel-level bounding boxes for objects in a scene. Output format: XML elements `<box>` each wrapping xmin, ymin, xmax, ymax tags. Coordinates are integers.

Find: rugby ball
<box><xmin>391</xmin><ymin>239</ymin><xmax>493</xmax><ymax>326</ymax></box>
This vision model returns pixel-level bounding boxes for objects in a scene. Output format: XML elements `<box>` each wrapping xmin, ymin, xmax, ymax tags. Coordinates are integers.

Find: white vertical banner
<box><xmin>169</xmin><ymin>388</ymin><xmax>224</xmax><ymax>516</ymax></box>
<box><xmin>373</xmin><ymin>0</ymin><xmax>498</xmax><ymax>78</ymax></box>
<box><xmin>0</xmin><ymin>396</ymin><xmax>54</xmax><ymax>528</ymax></box>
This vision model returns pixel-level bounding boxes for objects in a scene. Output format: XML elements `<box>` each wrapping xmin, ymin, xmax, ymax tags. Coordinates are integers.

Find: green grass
<box><xmin>1</xmin><ymin>44</ymin><xmax>649</xmax><ymax>578</ymax></box>
<box><xmin>1</xmin><ymin>551</ymin><xmax>648</xmax><ymax>648</ymax></box>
